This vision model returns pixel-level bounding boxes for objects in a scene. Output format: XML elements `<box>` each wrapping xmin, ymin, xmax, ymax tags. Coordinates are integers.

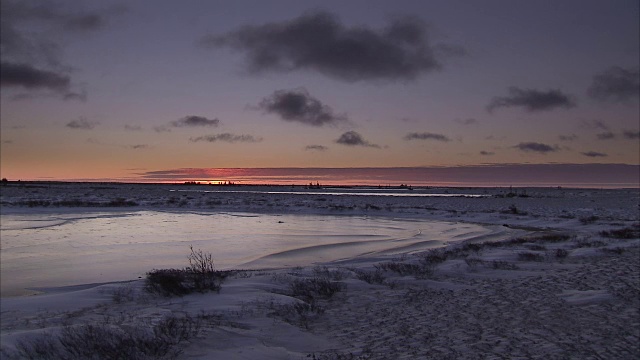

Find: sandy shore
<box><xmin>1</xmin><ymin>184</ymin><xmax>638</xmax><ymax>359</ymax></box>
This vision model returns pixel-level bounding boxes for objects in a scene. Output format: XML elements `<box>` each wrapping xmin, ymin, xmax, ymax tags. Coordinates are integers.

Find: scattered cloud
<box><xmin>153</xmin><ymin>126</ymin><xmax>171</xmax><ymax>133</ymax></box>
<box><xmin>454</xmin><ymin>118</ymin><xmax>478</xmax><ymax>125</ymax></box>
<box><xmin>0</xmin><ymin>0</ymin><xmax>124</xmax><ymax>100</ymax></box>
<box><xmin>622</xmin><ymin>130</ymin><xmax>640</xmax><ymax>139</ymax></box>
<box><xmin>558</xmin><ymin>134</ymin><xmax>578</xmax><ymax>141</ymax></box>
<box><xmin>130</xmin><ymin>144</ymin><xmax>149</xmax><ymax>150</ymax></box>
<box><xmin>479</xmin><ymin>150</ymin><xmax>494</xmax><ymax>156</ymax></box>
<box><xmin>579</xmin><ymin>119</ymin><xmax>610</xmax><ymax>131</ymax></box>
<box><xmin>335</xmin><ymin>131</ymin><xmax>380</xmax><ymax>148</ymax></box>
<box><xmin>403</xmin><ymin>132</ymin><xmax>451</xmax><ymax>142</ymax></box>
<box><xmin>190</xmin><ymin>133</ymin><xmax>263</xmax><ymax>143</ymax></box>
<box><xmin>305</xmin><ymin>145</ymin><xmax>328</xmax><ymax>151</ymax></box>
<box><xmin>1</xmin><ymin>61</ymin><xmax>70</xmax><ymax>91</ymax></box>
<box><xmin>581</xmin><ymin>151</ymin><xmax>607</xmax><ymax>158</ymax></box>
<box><xmin>596</xmin><ymin>132</ymin><xmax>615</xmax><ymax>140</ymax></box>
<box><xmin>66</xmin><ymin>117</ymin><xmax>97</xmax><ymax>130</ymax></box>
<box><xmin>588</xmin><ymin>66</ymin><xmax>640</xmax><ymax>103</ymax></box>
<box><xmin>485</xmin><ymin>135</ymin><xmax>506</xmax><ymax>141</ymax></box>
<box><xmin>257</xmin><ymin>88</ymin><xmax>346</xmax><ymax>126</ymax></box>
<box><xmin>203</xmin><ymin>11</ymin><xmax>462</xmax><ymax>82</ymax></box>
<box><xmin>487</xmin><ymin>87</ymin><xmax>576</xmax><ymax>113</ymax></box>
<box><xmin>124</xmin><ymin>124</ymin><xmax>142</xmax><ymax>131</ymax></box>
<box><xmin>513</xmin><ymin>142</ymin><xmax>558</xmax><ymax>153</ymax></box>
<box><xmin>171</xmin><ymin>115</ymin><xmax>220</xmax><ymax>128</ymax></box>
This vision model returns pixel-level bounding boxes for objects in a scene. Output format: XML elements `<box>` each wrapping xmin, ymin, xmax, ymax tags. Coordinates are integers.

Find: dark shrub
<box><xmin>146</xmin><ymin>269</ymin><xmax>190</xmax><ymax>296</ymax></box>
<box><xmin>599</xmin><ymin>226</ymin><xmax>639</xmax><ymax>239</ymax></box>
<box><xmin>517</xmin><ymin>252</ymin><xmax>544</xmax><ymax>262</ymax></box>
<box><xmin>555</xmin><ymin>248</ymin><xmax>569</xmax><ymax>259</ymax></box>
<box><xmin>289</xmin><ymin>277</ymin><xmax>344</xmax><ymax>302</ymax></box>
<box><xmin>579</xmin><ymin>215</ymin><xmax>599</xmax><ymax>225</ymax></box>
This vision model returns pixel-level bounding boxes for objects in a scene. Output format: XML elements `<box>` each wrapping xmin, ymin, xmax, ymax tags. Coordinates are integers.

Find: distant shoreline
<box><xmin>1</xmin><ymin>179</ymin><xmax>638</xmax><ymax>190</ymax></box>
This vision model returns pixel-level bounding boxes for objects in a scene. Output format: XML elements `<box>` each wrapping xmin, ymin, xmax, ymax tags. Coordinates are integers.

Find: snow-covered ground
<box><xmin>1</xmin><ymin>182</ymin><xmax>638</xmax><ymax>359</ymax></box>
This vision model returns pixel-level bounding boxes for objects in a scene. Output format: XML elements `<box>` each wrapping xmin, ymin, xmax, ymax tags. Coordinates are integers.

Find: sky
<box><xmin>1</xmin><ymin>0</ymin><xmax>639</xmax><ymax>186</ymax></box>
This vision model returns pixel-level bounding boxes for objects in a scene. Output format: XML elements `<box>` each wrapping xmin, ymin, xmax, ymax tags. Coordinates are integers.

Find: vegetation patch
<box><xmin>2</xmin><ymin>314</ymin><xmax>202</xmax><ymax>360</ymax></box>
<box><xmin>517</xmin><ymin>252</ymin><xmax>545</xmax><ymax>262</ymax></box>
<box><xmin>145</xmin><ymin>246</ymin><xmax>228</xmax><ymax>296</ymax></box>
<box><xmin>599</xmin><ymin>226</ymin><xmax>640</xmax><ymax>239</ymax></box>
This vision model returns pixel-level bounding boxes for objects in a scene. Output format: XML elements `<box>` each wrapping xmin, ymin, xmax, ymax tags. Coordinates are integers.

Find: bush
<box><xmin>313</xmin><ymin>266</ymin><xmax>348</xmax><ymax>281</ymax></box>
<box><xmin>186</xmin><ymin>245</ymin><xmax>224</xmax><ymax>292</ymax></box>
<box><xmin>599</xmin><ymin>226</ymin><xmax>639</xmax><ymax>239</ymax></box>
<box><xmin>517</xmin><ymin>252</ymin><xmax>544</xmax><ymax>262</ymax></box>
<box><xmin>146</xmin><ymin>269</ymin><xmax>190</xmax><ymax>296</ymax></box>
<box><xmin>4</xmin><ymin>314</ymin><xmax>201</xmax><ymax>360</ymax></box>
<box><xmin>145</xmin><ymin>246</ymin><xmax>226</xmax><ymax>296</ymax></box>
<box><xmin>289</xmin><ymin>277</ymin><xmax>344</xmax><ymax>303</ymax></box>
<box><xmin>555</xmin><ymin>248</ymin><xmax>569</xmax><ymax>259</ymax></box>
<box><xmin>579</xmin><ymin>215</ymin><xmax>599</xmax><ymax>225</ymax></box>
<box><xmin>354</xmin><ymin>268</ymin><xmax>386</xmax><ymax>284</ymax></box>
<box><xmin>464</xmin><ymin>257</ymin><xmax>485</xmax><ymax>271</ymax></box>
<box><xmin>491</xmin><ymin>260</ymin><xmax>519</xmax><ymax>270</ymax></box>
<box><xmin>268</xmin><ymin>301</ymin><xmax>325</xmax><ymax>330</ymax></box>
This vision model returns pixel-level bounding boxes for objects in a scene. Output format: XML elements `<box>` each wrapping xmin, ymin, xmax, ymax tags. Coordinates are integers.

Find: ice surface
<box><xmin>0</xmin><ymin>210</ymin><xmax>496</xmax><ymax>297</ymax></box>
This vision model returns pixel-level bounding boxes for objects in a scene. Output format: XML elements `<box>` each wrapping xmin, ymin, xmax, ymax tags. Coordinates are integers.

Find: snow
<box><xmin>1</xmin><ymin>183</ymin><xmax>639</xmax><ymax>359</ymax></box>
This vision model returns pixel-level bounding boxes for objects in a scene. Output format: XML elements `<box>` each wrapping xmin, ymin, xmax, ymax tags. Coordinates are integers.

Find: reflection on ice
<box><xmin>0</xmin><ymin>211</ymin><xmax>493</xmax><ymax>297</ymax></box>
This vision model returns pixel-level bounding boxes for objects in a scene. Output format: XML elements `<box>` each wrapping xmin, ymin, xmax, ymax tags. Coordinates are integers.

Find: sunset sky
<box><xmin>1</xmin><ymin>0</ymin><xmax>638</xmax><ymax>186</ymax></box>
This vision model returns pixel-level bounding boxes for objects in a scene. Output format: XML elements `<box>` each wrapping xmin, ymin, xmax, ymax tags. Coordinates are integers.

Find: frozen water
<box><xmin>0</xmin><ymin>210</ymin><xmax>492</xmax><ymax>297</ymax></box>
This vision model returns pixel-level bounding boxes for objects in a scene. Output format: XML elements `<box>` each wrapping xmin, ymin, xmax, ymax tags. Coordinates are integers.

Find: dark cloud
<box><xmin>0</xmin><ymin>61</ymin><xmax>69</xmax><ymax>90</ymax></box>
<box><xmin>130</xmin><ymin>144</ymin><xmax>149</xmax><ymax>150</ymax></box>
<box><xmin>171</xmin><ymin>115</ymin><xmax>220</xmax><ymax>128</ymax></box>
<box><xmin>513</xmin><ymin>142</ymin><xmax>558</xmax><ymax>153</ymax></box>
<box><xmin>581</xmin><ymin>151</ymin><xmax>607</xmax><ymax>158</ymax></box>
<box><xmin>204</xmin><ymin>11</ymin><xmax>461</xmax><ymax>82</ymax></box>
<box><xmin>124</xmin><ymin>124</ymin><xmax>142</xmax><ymax>131</ymax></box>
<box><xmin>305</xmin><ymin>145</ymin><xmax>328</xmax><ymax>151</ymax></box>
<box><xmin>596</xmin><ymin>132</ymin><xmax>615</xmax><ymax>140</ymax></box>
<box><xmin>558</xmin><ymin>134</ymin><xmax>578</xmax><ymax>141</ymax></box>
<box><xmin>66</xmin><ymin>117</ymin><xmax>97</xmax><ymax>130</ymax></box>
<box><xmin>479</xmin><ymin>151</ymin><xmax>495</xmax><ymax>156</ymax></box>
<box><xmin>190</xmin><ymin>133</ymin><xmax>263</xmax><ymax>143</ymax></box>
<box><xmin>0</xmin><ymin>0</ymin><xmax>123</xmax><ymax>100</ymax></box>
<box><xmin>257</xmin><ymin>88</ymin><xmax>346</xmax><ymax>126</ymax></box>
<box><xmin>335</xmin><ymin>131</ymin><xmax>380</xmax><ymax>148</ymax></box>
<box><xmin>403</xmin><ymin>132</ymin><xmax>451</xmax><ymax>142</ymax></box>
<box><xmin>623</xmin><ymin>130</ymin><xmax>640</xmax><ymax>139</ymax></box>
<box><xmin>487</xmin><ymin>87</ymin><xmax>576</xmax><ymax>113</ymax></box>
<box><xmin>588</xmin><ymin>66</ymin><xmax>640</xmax><ymax>103</ymax></box>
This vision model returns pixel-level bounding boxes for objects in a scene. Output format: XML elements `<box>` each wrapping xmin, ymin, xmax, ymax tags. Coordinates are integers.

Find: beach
<box><xmin>1</xmin><ymin>183</ymin><xmax>638</xmax><ymax>359</ymax></box>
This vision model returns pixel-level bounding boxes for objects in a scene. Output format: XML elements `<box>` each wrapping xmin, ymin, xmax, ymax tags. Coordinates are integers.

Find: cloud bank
<box><xmin>335</xmin><ymin>131</ymin><xmax>380</xmax><ymax>148</ymax></box>
<box><xmin>488</xmin><ymin>87</ymin><xmax>576</xmax><ymax>113</ymax></box>
<box><xmin>403</xmin><ymin>132</ymin><xmax>451</xmax><ymax>142</ymax></box>
<box><xmin>588</xmin><ymin>66</ymin><xmax>640</xmax><ymax>103</ymax></box>
<box><xmin>66</xmin><ymin>117</ymin><xmax>97</xmax><ymax>130</ymax></box>
<box><xmin>171</xmin><ymin>115</ymin><xmax>220</xmax><ymax>127</ymax></box>
<box><xmin>305</xmin><ymin>145</ymin><xmax>328</xmax><ymax>151</ymax></box>
<box><xmin>258</xmin><ymin>88</ymin><xmax>346</xmax><ymax>126</ymax></box>
<box><xmin>190</xmin><ymin>133</ymin><xmax>262</xmax><ymax>143</ymax></box>
<box><xmin>204</xmin><ymin>11</ymin><xmax>461</xmax><ymax>82</ymax></box>
<box><xmin>622</xmin><ymin>130</ymin><xmax>640</xmax><ymax>139</ymax></box>
<box><xmin>581</xmin><ymin>151</ymin><xmax>607</xmax><ymax>158</ymax></box>
<box><xmin>0</xmin><ymin>61</ymin><xmax>70</xmax><ymax>91</ymax></box>
<box><xmin>513</xmin><ymin>142</ymin><xmax>558</xmax><ymax>153</ymax></box>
